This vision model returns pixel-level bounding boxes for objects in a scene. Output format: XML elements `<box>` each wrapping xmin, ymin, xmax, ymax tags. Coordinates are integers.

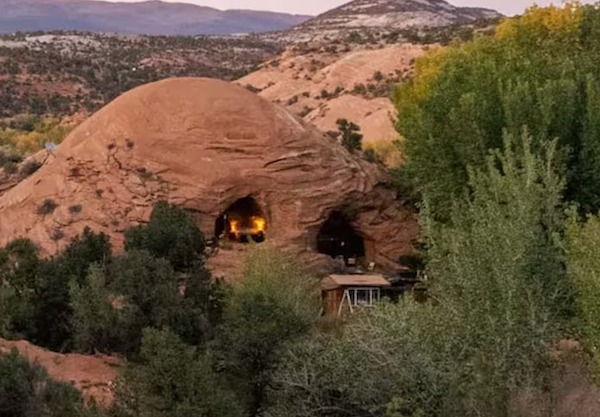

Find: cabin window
<box><xmin>347</xmin><ymin>287</ymin><xmax>380</xmax><ymax>307</ymax></box>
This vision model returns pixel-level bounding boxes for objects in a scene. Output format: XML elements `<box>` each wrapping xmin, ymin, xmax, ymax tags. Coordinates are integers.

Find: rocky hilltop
<box><xmin>298</xmin><ymin>0</ymin><xmax>501</xmax><ymax>30</ymax></box>
<box><xmin>238</xmin><ymin>43</ymin><xmax>428</xmax><ymax>153</ymax></box>
<box><xmin>0</xmin><ymin>78</ymin><xmax>417</xmax><ymax>276</ymax></box>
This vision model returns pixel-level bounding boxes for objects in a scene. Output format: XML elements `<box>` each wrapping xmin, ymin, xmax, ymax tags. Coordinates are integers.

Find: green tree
<box><xmin>419</xmin><ymin>133</ymin><xmax>571</xmax><ymax>415</ymax></box>
<box><xmin>114</xmin><ymin>328</ymin><xmax>242</xmax><ymax>417</ymax></box>
<box><xmin>394</xmin><ymin>3</ymin><xmax>600</xmax><ymax>217</ymax></box>
<box><xmin>566</xmin><ymin>211</ymin><xmax>600</xmax><ymax>377</ymax></box>
<box><xmin>0</xmin><ymin>239</ymin><xmax>39</xmax><ymax>339</ymax></box>
<box><xmin>272</xmin><ymin>133</ymin><xmax>570</xmax><ymax>417</ymax></box>
<box><xmin>70</xmin><ymin>264</ymin><xmax>129</xmax><ymax>353</ymax></box>
<box><xmin>336</xmin><ymin>118</ymin><xmax>363</xmax><ymax>152</ymax></box>
<box><xmin>214</xmin><ymin>249</ymin><xmax>319</xmax><ymax>417</ymax></box>
<box><xmin>31</xmin><ymin>228</ymin><xmax>111</xmax><ymax>351</ymax></box>
<box><xmin>125</xmin><ymin>201</ymin><xmax>205</xmax><ymax>272</ymax></box>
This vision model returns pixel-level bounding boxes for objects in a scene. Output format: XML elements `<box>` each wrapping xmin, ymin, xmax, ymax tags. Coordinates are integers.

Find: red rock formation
<box><xmin>0</xmin><ymin>77</ymin><xmax>417</xmax><ymax>276</ymax></box>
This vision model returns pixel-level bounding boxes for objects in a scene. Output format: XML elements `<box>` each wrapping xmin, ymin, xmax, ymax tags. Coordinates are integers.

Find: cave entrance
<box><xmin>317</xmin><ymin>211</ymin><xmax>365</xmax><ymax>262</ymax></box>
<box><xmin>215</xmin><ymin>197</ymin><xmax>267</xmax><ymax>243</ymax></box>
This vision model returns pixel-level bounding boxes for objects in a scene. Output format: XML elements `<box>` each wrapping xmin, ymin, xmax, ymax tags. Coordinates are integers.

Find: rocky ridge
<box><xmin>298</xmin><ymin>0</ymin><xmax>501</xmax><ymax>30</ymax></box>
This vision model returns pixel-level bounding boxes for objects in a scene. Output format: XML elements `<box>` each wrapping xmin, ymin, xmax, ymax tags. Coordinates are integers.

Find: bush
<box><xmin>114</xmin><ymin>328</ymin><xmax>242</xmax><ymax>417</ymax></box>
<box><xmin>37</xmin><ymin>198</ymin><xmax>58</xmax><ymax>215</ymax></box>
<box><xmin>363</xmin><ymin>147</ymin><xmax>379</xmax><ymax>163</ymax></box>
<box><xmin>336</xmin><ymin>118</ymin><xmax>363</xmax><ymax>152</ymax></box>
<box><xmin>272</xmin><ymin>133</ymin><xmax>571</xmax><ymax>417</ymax></box>
<box><xmin>0</xmin><ymin>349</ymin><xmax>94</xmax><ymax>417</ymax></box>
<box><xmin>20</xmin><ymin>160</ymin><xmax>42</xmax><ymax>177</ymax></box>
<box><xmin>125</xmin><ymin>201</ymin><xmax>205</xmax><ymax>272</ymax></box>
<box><xmin>214</xmin><ymin>249</ymin><xmax>319</xmax><ymax>416</ymax></box>
<box><xmin>566</xmin><ymin>212</ymin><xmax>600</xmax><ymax>377</ymax></box>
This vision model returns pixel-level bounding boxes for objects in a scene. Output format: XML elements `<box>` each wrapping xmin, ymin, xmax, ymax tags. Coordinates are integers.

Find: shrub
<box><xmin>37</xmin><ymin>198</ymin><xmax>58</xmax><ymax>215</ymax></box>
<box><xmin>363</xmin><ymin>147</ymin><xmax>379</xmax><ymax>163</ymax></box>
<box><xmin>566</xmin><ymin>212</ymin><xmax>600</xmax><ymax>377</ymax></box>
<box><xmin>0</xmin><ymin>349</ymin><xmax>93</xmax><ymax>417</ymax></box>
<box><xmin>125</xmin><ymin>201</ymin><xmax>205</xmax><ymax>272</ymax></box>
<box><xmin>69</xmin><ymin>204</ymin><xmax>83</xmax><ymax>214</ymax></box>
<box><xmin>20</xmin><ymin>160</ymin><xmax>41</xmax><ymax>177</ymax></box>
<box><xmin>114</xmin><ymin>328</ymin><xmax>242</xmax><ymax>417</ymax></box>
<box><xmin>336</xmin><ymin>118</ymin><xmax>363</xmax><ymax>152</ymax></box>
<box><xmin>214</xmin><ymin>249</ymin><xmax>319</xmax><ymax>416</ymax></box>
<box><xmin>272</xmin><ymin>133</ymin><xmax>570</xmax><ymax>417</ymax></box>
<box><xmin>3</xmin><ymin>161</ymin><xmax>17</xmax><ymax>175</ymax></box>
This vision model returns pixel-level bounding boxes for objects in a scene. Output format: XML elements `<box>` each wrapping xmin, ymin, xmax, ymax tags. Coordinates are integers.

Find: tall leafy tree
<box><xmin>394</xmin><ymin>3</ymin><xmax>600</xmax><ymax>217</ymax></box>
<box><xmin>215</xmin><ymin>249</ymin><xmax>319</xmax><ymax>417</ymax></box>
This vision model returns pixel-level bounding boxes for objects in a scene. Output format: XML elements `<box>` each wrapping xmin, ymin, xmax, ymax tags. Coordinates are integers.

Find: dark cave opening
<box><xmin>317</xmin><ymin>210</ymin><xmax>365</xmax><ymax>261</ymax></box>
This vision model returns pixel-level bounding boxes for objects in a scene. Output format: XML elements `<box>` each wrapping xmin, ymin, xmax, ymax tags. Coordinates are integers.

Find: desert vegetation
<box><xmin>7</xmin><ymin>3</ymin><xmax>600</xmax><ymax>417</ymax></box>
<box><xmin>0</xmin><ymin>32</ymin><xmax>280</xmax><ymax>119</ymax></box>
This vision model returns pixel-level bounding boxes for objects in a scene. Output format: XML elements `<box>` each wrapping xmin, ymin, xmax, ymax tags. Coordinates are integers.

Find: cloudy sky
<box><xmin>110</xmin><ymin>0</ymin><xmax>596</xmax><ymax>15</ymax></box>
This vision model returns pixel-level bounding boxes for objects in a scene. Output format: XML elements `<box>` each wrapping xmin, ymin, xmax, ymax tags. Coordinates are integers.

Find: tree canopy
<box><xmin>394</xmin><ymin>3</ymin><xmax>600</xmax><ymax>217</ymax></box>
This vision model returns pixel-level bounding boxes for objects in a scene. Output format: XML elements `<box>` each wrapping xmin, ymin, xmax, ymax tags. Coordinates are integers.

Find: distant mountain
<box><xmin>0</xmin><ymin>0</ymin><xmax>311</xmax><ymax>35</ymax></box>
<box><xmin>297</xmin><ymin>0</ymin><xmax>502</xmax><ymax>30</ymax></box>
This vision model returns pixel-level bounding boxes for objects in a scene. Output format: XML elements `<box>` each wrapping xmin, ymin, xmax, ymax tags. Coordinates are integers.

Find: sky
<box><xmin>108</xmin><ymin>0</ymin><xmax>596</xmax><ymax>16</ymax></box>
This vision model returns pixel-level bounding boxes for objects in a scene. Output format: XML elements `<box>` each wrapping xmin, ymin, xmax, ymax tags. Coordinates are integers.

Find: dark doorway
<box><xmin>317</xmin><ymin>211</ymin><xmax>365</xmax><ymax>260</ymax></box>
<box><xmin>215</xmin><ymin>197</ymin><xmax>266</xmax><ymax>243</ymax></box>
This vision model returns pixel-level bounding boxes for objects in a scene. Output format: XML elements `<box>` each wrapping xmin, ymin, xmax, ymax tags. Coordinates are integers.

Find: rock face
<box><xmin>0</xmin><ymin>338</ymin><xmax>121</xmax><ymax>406</ymax></box>
<box><xmin>0</xmin><ymin>78</ymin><xmax>417</xmax><ymax>275</ymax></box>
<box><xmin>237</xmin><ymin>43</ymin><xmax>427</xmax><ymax>147</ymax></box>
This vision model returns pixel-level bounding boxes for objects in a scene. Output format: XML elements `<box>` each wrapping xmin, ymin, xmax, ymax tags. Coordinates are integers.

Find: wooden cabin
<box><xmin>321</xmin><ymin>274</ymin><xmax>391</xmax><ymax>317</ymax></box>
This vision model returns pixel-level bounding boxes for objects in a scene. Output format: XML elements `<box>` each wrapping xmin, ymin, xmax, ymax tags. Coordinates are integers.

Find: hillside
<box><xmin>299</xmin><ymin>0</ymin><xmax>501</xmax><ymax>30</ymax></box>
<box><xmin>238</xmin><ymin>42</ymin><xmax>428</xmax><ymax>155</ymax></box>
<box><xmin>0</xmin><ymin>32</ymin><xmax>280</xmax><ymax>119</ymax></box>
<box><xmin>0</xmin><ymin>0</ymin><xmax>310</xmax><ymax>35</ymax></box>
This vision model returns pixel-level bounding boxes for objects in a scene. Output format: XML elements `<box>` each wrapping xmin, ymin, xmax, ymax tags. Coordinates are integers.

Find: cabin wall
<box><xmin>322</xmin><ymin>288</ymin><xmax>344</xmax><ymax>316</ymax></box>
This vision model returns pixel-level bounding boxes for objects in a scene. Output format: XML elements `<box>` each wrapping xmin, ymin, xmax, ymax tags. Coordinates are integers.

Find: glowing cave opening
<box><xmin>215</xmin><ymin>197</ymin><xmax>267</xmax><ymax>243</ymax></box>
<box><xmin>317</xmin><ymin>211</ymin><xmax>365</xmax><ymax>261</ymax></box>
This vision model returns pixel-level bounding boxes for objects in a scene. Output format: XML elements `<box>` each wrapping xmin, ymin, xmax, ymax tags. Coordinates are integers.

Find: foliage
<box><xmin>70</xmin><ymin>264</ymin><xmax>129</xmax><ymax>354</ymax></box>
<box><xmin>0</xmin><ymin>116</ymin><xmax>71</xmax><ymax>155</ymax></box>
<box><xmin>214</xmin><ymin>249</ymin><xmax>319</xmax><ymax>417</ymax></box>
<box><xmin>419</xmin><ymin>133</ymin><xmax>571</xmax><ymax>415</ymax></box>
<box><xmin>394</xmin><ymin>3</ymin><xmax>600</xmax><ymax>217</ymax></box>
<box><xmin>336</xmin><ymin>118</ymin><xmax>363</xmax><ymax>152</ymax></box>
<box><xmin>0</xmin><ymin>349</ymin><xmax>95</xmax><ymax>417</ymax></box>
<box><xmin>566</xmin><ymin>211</ymin><xmax>600</xmax><ymax>377</ymax></box>
<box><xmin>37</xmin><ymin>198</ymin><xmax>58</xmax><ymax>215</ymax></box>
<box><xmin>0</xmin><ymin>32</ymin><xmax>280</xmax><ymax>119</ymax></box>
<box><xmin>270</xmin><ymin>301</ymin><xmax>449</xmax><ymax>417</ymax></box>
<box><xmin>272</xmin><ymin>133</ymin><xmax>570</xmax><ymax>417</ymax></box>
<box><xmin>113</xmin><ymin>328</ymin><xmax>242</xmax><ymax>417</ymax></box>
<box><xmin>31</xmin><ymin>228</ymin><xmax>111</xmax><ymax>351</ymax></box>
<box><xmin>125</xmin><ymin>201</ymin><xmax>205</xmax><ymax>272</ymax></box>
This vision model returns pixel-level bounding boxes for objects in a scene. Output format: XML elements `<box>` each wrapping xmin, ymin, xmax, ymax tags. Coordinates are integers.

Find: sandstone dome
<box><xmin>0</xmin><ymin>78</ymin><xmax>417</xmax><ymax>275</ymax></box>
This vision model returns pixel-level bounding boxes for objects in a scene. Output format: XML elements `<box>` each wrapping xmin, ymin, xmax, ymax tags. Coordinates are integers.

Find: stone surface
<box><xmin>0</xmin><ymin>338</ymin><xmax>121</xmax><ymax>406</ymax></box>
<box><xmin>0</xmin><ymin>77</ymin><xmax>418</xmax><ymax>277</ymax></box>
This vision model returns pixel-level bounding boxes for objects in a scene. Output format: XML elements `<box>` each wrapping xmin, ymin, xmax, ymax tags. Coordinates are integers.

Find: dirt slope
<box><xmin>0</xmin><ymin>338</ymin><xmax>121</xmax><ymax>406</ymax></box>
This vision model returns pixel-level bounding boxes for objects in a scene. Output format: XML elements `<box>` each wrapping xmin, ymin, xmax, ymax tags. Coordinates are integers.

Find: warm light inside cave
<box><xmin>215</xmin><ymin>197</ymin><xmax>267</xmax><ymax>243</ymax></box>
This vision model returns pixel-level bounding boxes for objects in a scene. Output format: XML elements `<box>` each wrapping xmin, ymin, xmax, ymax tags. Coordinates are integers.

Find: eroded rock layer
<box><xmin>0</xmin><ymin>78</ymin><xmax>417</xmax><ymax>274</ymax></box>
